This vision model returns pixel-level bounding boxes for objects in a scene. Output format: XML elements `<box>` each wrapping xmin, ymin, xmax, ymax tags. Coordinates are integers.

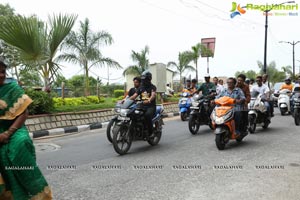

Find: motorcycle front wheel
<box><xmin>112</xmin><ymin>124</ymin><xmax>132</xmax><ymax>155</ymax></box>
<box><xmin>248</xmin><ymin>115</ymin><xmax>256</xmax><ymax>134</ymax></box>
<box><xmin>188</xmin><ymin>114</ymin><xmax>200</xmax><ymax>135</ymax></box>
<box><xmin>180</xmin><ymin>112</ymin><xmax>188</xmax><ymax>121</ymax></box>
<box><xmin>106</xmin><ymin>118</ymin><xmax>117</xmax><ymax>143</ymax></box>
<box><xmin>294</xmin><ymin>109</ymin><xmax>300</xmax><ymax>126</ymax></box>
<box><xmin>215</xmin><ymin>134</ymin><xmax>226</xmax><ymax>150</ymax></box>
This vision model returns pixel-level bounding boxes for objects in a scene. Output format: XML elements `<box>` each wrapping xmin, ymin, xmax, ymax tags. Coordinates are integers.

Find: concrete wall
<box><xmin>25</xmin><ymin>103</ymin><xmax>178</xmax><ymax>132</ymax></box>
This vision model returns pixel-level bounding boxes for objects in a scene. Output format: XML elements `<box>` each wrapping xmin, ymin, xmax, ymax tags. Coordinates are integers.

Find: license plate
<box><xmin>191</xmin><ymin>107</ymin><xmax>199</xmax><ymax>109</ymax></box>
<box><xmin>118</xmin><ymin>116</ymin><xmax>130</xmax><ymax>121</ymax></box>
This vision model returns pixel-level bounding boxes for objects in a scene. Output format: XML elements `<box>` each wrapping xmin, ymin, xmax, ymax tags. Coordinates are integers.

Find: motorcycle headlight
<box><xmin>215</xmin><ymin>117</ymin><xmax>225</xmax><ymax>124</ymax></box>
<box><xmin>181</xmin><ymin>101</ymin><xmax>187</xmax><ymax>104</ymax></box>
<box><xmin>192</xmin><ymin>102</ymin><xmax>199</xmax><ymax>107</ymax></box>
<box><xmin>135</xmin><ymin>110</ymin><xmax>141</xmax><ymax>114</ymax></box>
<box><xmin>114</xmin><ymin>107</ymin><xmax>121</xmax><ymax>113</ymax></box>
<box><xmin>294</xmin><ymin>98</ymin><xmax>299</xmax><ymax>101</ymax></box>
<box><xmin>120</xmin><ymin>109</ymin><xmax>129</xmax><ymax>117</ymax></box>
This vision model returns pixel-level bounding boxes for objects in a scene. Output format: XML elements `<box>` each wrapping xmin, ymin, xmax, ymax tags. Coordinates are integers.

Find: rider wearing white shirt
<box><xmin>262</xmin><ymin>74</ymin><xmax>274</xmax><ymax>116</ymax></box>
<box><xmin>252</xmin><ymin>76</ymin><xmax>271</xmax><ymax>116</ymax></box>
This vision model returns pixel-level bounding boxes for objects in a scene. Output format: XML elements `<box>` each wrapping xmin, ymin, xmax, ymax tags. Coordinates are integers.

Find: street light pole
<box><xmin>263</xmin><ymin>1</ymin><xmax>295</xmax><ymax>74</ymax></box>
<box><xmin>263</xmin><ymin>10</ymin><xmax>269</xmax><ymax>74</ymax></box>
<box><xmin>279</xmin><ymin>40</ymin><xmax>300</xmax><ymax>79</ymax></box>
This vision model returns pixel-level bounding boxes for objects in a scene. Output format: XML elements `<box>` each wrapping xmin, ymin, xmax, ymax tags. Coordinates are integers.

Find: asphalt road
<box><xmin>35</xmin><ymin>110</ymin><xmax>300</xmax><ymax>200</ymax></box>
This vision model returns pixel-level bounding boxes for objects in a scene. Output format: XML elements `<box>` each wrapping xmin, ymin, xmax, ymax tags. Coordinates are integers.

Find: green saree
<box><xmin>0</xmin><ymin>82</ymin><xmax>52</xmax><ymax>200</ymax></box>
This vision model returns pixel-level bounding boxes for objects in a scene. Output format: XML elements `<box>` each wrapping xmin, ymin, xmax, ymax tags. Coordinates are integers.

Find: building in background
<box><xmin>124</xmin><ymin>63</ymin><xmax>174</xmax><ymax>93</ymax></box>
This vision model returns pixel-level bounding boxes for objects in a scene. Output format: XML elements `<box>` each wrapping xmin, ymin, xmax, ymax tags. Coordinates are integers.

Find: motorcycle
<box><xmin>211</xmin><ymin>96</ymin><xmax>247</xmax><ymax>150</ymax></box>
<box><xmin>248</xmin><ymin>92</ymin><xmax>271</xmax><ymax>133</ymax></box>
<box><xmin>188</xmin><ymin>94</ymin><xmax>214</xmax><ymax>135</ymax></box>
<box><xmin>112</xmin><ymin>99</ymin><xmax>164</xmax><ymax>155</ymax></box>
<box><xmin>292</xmin><ymin>87</ymin><xmax>300</xmax><ymax>125</ymax></box>
<box><xmin>178</xmin><ymin>92</ymin><xmax>192</xmax><ymax>121</ymax></box>
<box><xmin>278</xmin><ymin>89</ymin><xmax>292</xmax><ymax>115</ymax></box>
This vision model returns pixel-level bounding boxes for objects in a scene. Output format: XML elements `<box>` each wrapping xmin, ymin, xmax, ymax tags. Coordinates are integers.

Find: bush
<box><xmin>25</xmin><ymin>89</ymin><xmax>54</xmax><ymax>115</ymax></box>
<box><xmin>112</xmin><ymin>96</ymin><xmax>124</xmax><ymax>103</ymax></box>
<box><xmin>114</xmin><ymin>90</ymin><xmax>125</xmax><ymax>98</ymax></box>
<box><xmin>53</xmin><ymin>96</ymin><xmax>105</xmax><ymax>108</ymax></box>
<box><xmin>86</xmin><ymin>96</ymin><xmax>100</xmax><ymax>104</ymax></box>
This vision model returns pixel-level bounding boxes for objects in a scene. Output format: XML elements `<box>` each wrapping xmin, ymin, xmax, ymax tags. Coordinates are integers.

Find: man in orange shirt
<box><xmin>280</xmin><ymin>78</ymin><xmax>293</xmax><ymax>91</ymax></box>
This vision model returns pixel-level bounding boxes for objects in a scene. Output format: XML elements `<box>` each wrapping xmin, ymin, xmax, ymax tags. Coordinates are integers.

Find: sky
<box><xmin>2</xmin><ymin>0</ymin><xmax>300</xmax><ymax>84</ymax></box>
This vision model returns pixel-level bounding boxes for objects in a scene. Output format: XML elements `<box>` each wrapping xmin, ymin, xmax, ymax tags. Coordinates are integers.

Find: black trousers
<box><xmin>144</xmin><ymin>106</ymin><xmax>156</xmax><ymax>135</ymax></box>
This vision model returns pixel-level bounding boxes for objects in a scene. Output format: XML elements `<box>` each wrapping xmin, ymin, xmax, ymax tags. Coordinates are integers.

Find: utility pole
<box><xmin>279</xmin><ymin>40</ymin><xmax>300</xmax><ymax>79</ymax></box>
<box><xmin>262</xmin><ymin>1</ymin><xmax>295</xmax><ymax>74</ymax></box>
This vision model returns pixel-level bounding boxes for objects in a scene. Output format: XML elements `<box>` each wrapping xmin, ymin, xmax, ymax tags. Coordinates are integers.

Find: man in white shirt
<box><xmin>252</xmin><ymin>75</ymin><xmax>271</xmax><ymax>117</ymax></box>
<box><xmin>262</xmin><ymin>74</ymin><xmax>274</xmax><ymax>116</ymax></box>
<box><xmin>165</xmin><ymin>83</ymin><xmax>174</xmax><ymax>97</ymax></box>
<box><xmin>213</xmin><ymin>77</ymin><xmax>224</xmax><ymax>95</ymax></box>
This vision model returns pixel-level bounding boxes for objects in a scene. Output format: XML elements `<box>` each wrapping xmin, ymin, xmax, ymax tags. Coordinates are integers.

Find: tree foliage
<box><xmin>58</xmin><ymin>18</ymin><xmax>121</xmax><ymax>96</ymax></box>
<box><xmin>123</xmin><ymin>45</ymin><xmax>150</xmax><ymax>76</ymax></box>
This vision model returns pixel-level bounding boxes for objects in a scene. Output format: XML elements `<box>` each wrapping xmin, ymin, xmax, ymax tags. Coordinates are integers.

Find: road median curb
<box><xmin>31</xmin><ymin>112</ymin><xmax>179</xmax><ymax>139</ymax></box>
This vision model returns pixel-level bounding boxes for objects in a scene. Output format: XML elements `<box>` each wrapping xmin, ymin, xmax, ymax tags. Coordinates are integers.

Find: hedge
<box><xmin>25</xmin><ymin>89</ymin><xmax>54</xmax><ymax>115</ymax></box>
<box><xmin>53</xmin><ymin>96</ymin><xmax>105</xmax><ymax>107</ymax></box>
<box><xmin>114</xmin><ymin>90</ymin><xmax>125</xmax><ymax>98</ymax></box>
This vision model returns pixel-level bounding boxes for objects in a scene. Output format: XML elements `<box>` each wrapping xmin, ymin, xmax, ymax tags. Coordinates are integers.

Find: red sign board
<box><xmin>201</xmin><ymin>38</ymin><xmax>216</xmax><ymax>57</ymax></box>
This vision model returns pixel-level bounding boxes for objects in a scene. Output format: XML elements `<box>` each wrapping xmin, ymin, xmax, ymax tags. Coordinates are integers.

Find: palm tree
<box><xmin>123</xmin><ymin>45</ymin><xmax>149</xmax><ymax>76</ymax></box>
<box><xmin>281</xmin><ymin>66</ymin><xmax>293</xmax><ymax>78</ymax></box>
<box><xmin>185</xmin><ymin>43</ymin><xmax>212</xmax><ymax>81</ymax></box>
<box><xmin>58</xmin><ymin>18</ymin><xmax>121</xmax><ymax>96</ymax></box>
<box><xmin>168</xmin><ymin>52</ymin><xmax>195</xmax><ymax>88</ymax></box>
<box><xmin>0</xmin><ymin>14</ymin><xmax>77</xmax><ymax>90</ymax></box>
<box><xmin>257</xmin><ymin>61</ymin><xmax>286</xmax><ymax>83</ymax></box>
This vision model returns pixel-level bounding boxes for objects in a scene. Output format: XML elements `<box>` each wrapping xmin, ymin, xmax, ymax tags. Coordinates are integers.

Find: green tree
<box><xmin>68</xmin><ymin>75</ymin><xmax>98</xmax><ymax>96</ymax></box>
<box><xmin>19</xmin><ymin>67</ymin><xmax>43</xmax><ymax>87</ymax></box>
<box><xmin>123</xmin><ymin>45</ymin><xmax>150</xmax><ymax>76</ymax></box>
<box><xmin>0</xmin><ymin>14</ymin><xmax>77</xmax><ymax>91</ymax></box>
<box><xmin>0</xmin><ymin>4</ymin><xmax>21</xmax><ymax>81</ymax></box>
<box><xmin>257</xmin><ymin>61</ymin><xmax>286</xmax><ymax>83</ymax></box>
<box><xmin>52</xmin><ymin>74</ymin><xmax>68</xmax><ymax>88</ymax></box>
<box><xmin>185</xmin><ymin>43</ymin><xmax>213</xmax><ymax>81</ymax></box>
<box><xmin>168</xmin><ymin>52</ymin><xmax>195</xmax><ymax>88</ymax></box>
<box><xmin>58</xmin><ymin>18</ymin><xmax>121</xmax><ymax>96</ymax></box>
<box><xmin>0</xmin><ymin>4</ymin><xmax>14</xmax><ymax>18</ymax></box>
<box><xmin>234</xmin><ymin>70</ymin><xmax>257</xmax><ymax>80</ymax></box>
<box><xmin>281</xmin><ymin>65</ymin><xmax>293</xmax><ymax>78</ymax></box>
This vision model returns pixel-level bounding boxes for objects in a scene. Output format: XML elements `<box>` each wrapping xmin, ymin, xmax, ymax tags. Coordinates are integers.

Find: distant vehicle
<box><xmin>5</xmin><ymin>77</ymin><xmax>17</xmax><ymax>83</ymax></box>
<box><xmin>271</xmin><ymin>82</ymin><xmax>284</xmax><ymax>107</ymax></box>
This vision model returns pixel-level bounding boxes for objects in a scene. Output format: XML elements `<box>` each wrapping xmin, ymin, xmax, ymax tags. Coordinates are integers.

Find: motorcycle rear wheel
<box><xmin>148</xmin><ymin>119</ymin><xmax>163</xmax><ymax>146</ymax></box>
<box><xmin>112</xmin><ymin>125</ymin><xmax>132</xmax><ymax>155</ymax></box>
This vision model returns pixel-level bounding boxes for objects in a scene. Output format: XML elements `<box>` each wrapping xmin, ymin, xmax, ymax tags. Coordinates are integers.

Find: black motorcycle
<box><xmin>112</xmin><ymin>99</ymin><xmax>164</xmax><ymax>155</ymax></box>
<box><xmin>188</xmin><ymin>94</ymin><xmax>214</xmax><ymax>135</ymax></box>
<box><xmin>292</xmin><ymin>89</ymin><xmax>300</xmax><ymax>126</ymax></box>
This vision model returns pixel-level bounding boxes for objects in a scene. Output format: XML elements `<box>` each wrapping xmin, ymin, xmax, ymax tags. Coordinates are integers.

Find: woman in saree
<box><xmin>0</xmin><ymin>60</ymin><xmax>52</xmax><ymax>200</ymax></box>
